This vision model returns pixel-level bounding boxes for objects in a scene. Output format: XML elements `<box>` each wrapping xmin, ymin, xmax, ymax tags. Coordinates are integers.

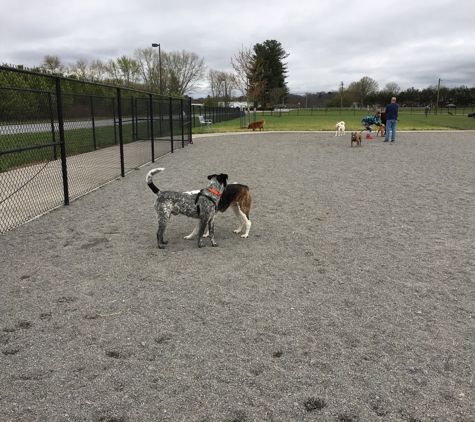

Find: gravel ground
<box><xmin>1</xmin><ymin>131</ymin><xmax>475</xmax><ymax>422</ymax></box>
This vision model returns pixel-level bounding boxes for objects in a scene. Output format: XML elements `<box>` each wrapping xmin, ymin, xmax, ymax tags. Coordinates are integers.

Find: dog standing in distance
<box><xmin>335</xmin><ymin>121</ymin><xmax>345</xmax><ymax>136</ymax></box>
<box><xmin>248</xmin><ymin>120</ymin><xmax>265</xmax><ymax>131</ymax></box>
<box><xmin>146</xmin><ymin>168</ymin><xmax>228</xmax><ymax>248</ymax></box>
<box><xmin>351</xmin><ymin>131</ymin><xmax>363</xmax><ymax>147</ymax></box>
<box><xmin>185</xmin><ymin>183</ymin><xmax>252</xmax><ymax>240</ymax></box>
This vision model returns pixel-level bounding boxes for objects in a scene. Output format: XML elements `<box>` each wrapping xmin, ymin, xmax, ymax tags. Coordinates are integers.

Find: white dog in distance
<box><xmin>335</xmin><ymin>121</ymin><xmax>345</xmax><ymax>136</ymax></box>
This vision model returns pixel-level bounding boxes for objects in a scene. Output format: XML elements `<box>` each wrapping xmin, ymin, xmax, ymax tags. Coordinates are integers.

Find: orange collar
<box><xmin>207</xmin><ymin>188</ymin><xmax>221</xmax><ymax>197</ymax></box>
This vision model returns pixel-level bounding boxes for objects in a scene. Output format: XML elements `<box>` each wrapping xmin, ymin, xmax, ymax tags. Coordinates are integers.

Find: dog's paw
<box><xmin>233</xmin><ymin>229</ymin><xmax>242</xmax><ymax>234</ymax></box>
<box><xmin>240</xmin><ymin>234</ymin><xmax>249</xmax><ymax>238</ymax></box>
<box><xmin>183</xmin><ymin>234</ymin><xmax>194</xmax><ymax>240</ymax></box>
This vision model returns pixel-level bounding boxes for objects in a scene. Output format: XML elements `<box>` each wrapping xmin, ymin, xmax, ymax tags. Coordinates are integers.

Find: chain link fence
<box><xmin>0</xmin><ymin>66</ymin><xmax>197</xmax><ymax>234</ymax></box>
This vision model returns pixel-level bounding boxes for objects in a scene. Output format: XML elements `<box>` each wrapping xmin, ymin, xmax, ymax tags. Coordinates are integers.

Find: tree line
<box><xmin>287</xmin><ymin>77</ymin><xmax>475</xmax><ymax>109</ymax></box>
<box><xmin>1</xmin><ymin>40</ymin><xmax>290</xmax><ymax>111</ymax></box>
<box><xmin>4</xmin><ymin>46</ymin><xmax>473</xmax><ymax>110</ymax></box>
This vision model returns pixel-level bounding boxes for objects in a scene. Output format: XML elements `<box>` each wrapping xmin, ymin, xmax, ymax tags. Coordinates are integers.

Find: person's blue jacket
<box><xmin>385</xmin><ymin>103</ymin><xmax>399</xmax><ymax>120</ymax></box>
<box><xmin>362</xmin><ymin>115</ymin><xmax>382</xmax><ymax>126</ymax></box>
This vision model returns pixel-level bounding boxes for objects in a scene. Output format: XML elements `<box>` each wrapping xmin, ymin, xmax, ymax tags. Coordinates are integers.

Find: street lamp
<box><xmin>152</xmin><ymin>43</ymin><xmax>162</xmax><ymax>95</ymax></box>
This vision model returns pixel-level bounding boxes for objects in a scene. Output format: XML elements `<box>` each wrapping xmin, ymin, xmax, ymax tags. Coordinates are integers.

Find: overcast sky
<box><xmin>2</xmin><ymin>0</ymin><xmax>474</xmax><ymax>98</ymax></box>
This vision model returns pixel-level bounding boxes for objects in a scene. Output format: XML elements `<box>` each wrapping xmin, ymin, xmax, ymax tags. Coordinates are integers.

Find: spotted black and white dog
<box><xmin>146</xmin><ymin>168</ymin><xmax>228</xmax><ymax>248</ymax></box>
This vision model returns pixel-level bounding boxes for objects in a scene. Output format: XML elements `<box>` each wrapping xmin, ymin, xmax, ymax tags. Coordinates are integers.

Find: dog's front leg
<box><xmin>207</xmin><ymin>216</ymin><xmax>218</xmax><ymax>247</ymax></box>
<box><xmin>197</xmin><ymin>216</ymin><xmax>217</xmax><ymax>247</ymax></box>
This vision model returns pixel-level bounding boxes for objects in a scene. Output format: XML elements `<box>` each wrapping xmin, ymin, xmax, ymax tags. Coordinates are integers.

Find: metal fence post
<box><xmin>55</xmin><ymin>77</ymin><xmax>69</xmax><ymax>206</ymax></box>
<box><xmin>180</xmin><ymin>99</ymin><xmax>184</xmax><ymax>148</ymax></box>
<box><xmin>188</xmin><ymin>97</ymin><xmax>193</xmax><ymax>145</ymax></box>
<box><xmin>169</xmin><ymin>97</ymin><xmax>174</xmax><ymax>153</ymax></box>
<box><xmin>90</xmin><ymin>96</ymin><xmax>97</xmax><ymax>150</ymax></box>
<box><xmin>150</xmin><ymin>93</ymin><xmax>155</xmax><ymax>163</ymax></box>
<box><xmin>117</xmin><ymin>87</ymin><xmax>125</xmax><ymax>177</ymax></box>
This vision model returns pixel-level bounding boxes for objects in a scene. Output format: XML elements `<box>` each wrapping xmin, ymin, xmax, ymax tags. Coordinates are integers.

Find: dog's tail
<box><xmin>146</xmin><ymin>168</ymin><xmax>165</xmax><ymax>194</ymax></box>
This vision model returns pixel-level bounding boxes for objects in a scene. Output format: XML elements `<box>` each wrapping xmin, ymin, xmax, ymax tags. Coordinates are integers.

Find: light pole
<box><xmin>152</xmin><ymin>43</ymin><xmax>162</xmax><ymax>95</ymax></box>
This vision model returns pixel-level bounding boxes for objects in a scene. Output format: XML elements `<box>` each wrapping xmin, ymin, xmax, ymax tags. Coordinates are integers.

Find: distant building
<box><xmin>218</xmin><ymin>101</ymin><xmax>253</xmax><ymax>108</ymax></box>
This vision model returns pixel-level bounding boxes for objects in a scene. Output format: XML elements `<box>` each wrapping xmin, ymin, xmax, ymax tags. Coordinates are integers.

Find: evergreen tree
<box><xmin>252</xmin><ymin>40</ymin><xmax>289</xmax><ymax>106</ymax></box>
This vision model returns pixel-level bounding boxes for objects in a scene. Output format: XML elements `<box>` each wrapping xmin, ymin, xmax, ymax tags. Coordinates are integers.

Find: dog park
<box><xmin>1</xmin><ymin>128</ymin><xmax>475</xmax><ymax>421</ymax></box>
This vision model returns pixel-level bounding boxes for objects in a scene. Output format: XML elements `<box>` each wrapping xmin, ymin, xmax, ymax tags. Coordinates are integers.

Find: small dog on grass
<box><xmin>146</xmin><ymin>168</ymin><xmax>228</xmax><ymax>249</ymax></box>
<box><xmin>248</xmin><ymin>120</ymin><xmax>265</xmax><ymax>131</ymax></box>
<box><xmin>376</xmin><ymin>124</ymin><xmax>386</xmax><ymax>137</ymax></box>
<box><xmin>185</xmin><ymin>183</ymin><xmax>252</xmax><ymax>240</ymax></box>
<box><xmin>351</xmin><ymin>131</ymin><xmax>363</xmax><ymax>147</ymax></box>
<box><xmin>335</xmin><ymin>121</ymin><xmax>345</xmax><ymax>136</ymax></box>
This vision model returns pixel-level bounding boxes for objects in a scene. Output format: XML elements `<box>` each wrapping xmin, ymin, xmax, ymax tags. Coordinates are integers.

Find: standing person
<box><xmin>361</xmin><ymin>111</ymin><xmax>382</xmax><ymax>139</ymax></box>
<box><xmin>425</xmin><ymin>105</ymin><xmax>430</xmax><ymax>117</ymax></box>
<box><xmin>384</xmin><ymin>97</ymin><xmax>399</xmax><ymax>142</ymax></box>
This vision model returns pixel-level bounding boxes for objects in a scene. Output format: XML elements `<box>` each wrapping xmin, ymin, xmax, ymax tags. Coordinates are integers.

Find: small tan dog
<box><xmin>248</xmin><ymin>120</ymin><xmax>265</xmax><ymax>131</ymax></box>
<box><xmin>376</xmin><ymin>124</ymin><xmax>386</xmax><ymax>137</ymax></box>
<box><xmin>351</xmin><ymin>131</ymin><xmax>363</xmax><ymax>147</ymax></box>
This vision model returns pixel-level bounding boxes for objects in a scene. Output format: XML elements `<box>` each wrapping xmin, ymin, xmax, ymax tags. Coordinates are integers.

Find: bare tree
<box><xmin>231</xmin><ymin>46</ymin><xmax>266</xmax><ymax>125</ymax></box>
<box><xmin>359</xmin><ymin>76</ymin><xmax>379</xmax><ymax>107</ymax></box>
<box><xmin>69</xmin><ymin>58</ymin><xmax>89</xmax><ymax>79</ymax></box>
<box><xmin>268</xmin><ymin>87</ymin><xmax>286</xmax><ymax>107</ymax></box>
<box><xmin>89</xmin><ymin>59</ymin><xmax>107</xmax><ymax>82</ymax></box>
<box><xmin>41</xmin><ymin>55</ymin><xmax>65</xmax><ymax>74</ymax></box>
<box><xmin>208</xmin><ymin>70</ymin><xmax>234</xmax><ymax>106</ymax></box>
<box><xmin>348</xmin><ymin>76</ymin><xmax>379</xmax><ymax>108</ymax></box>
<box><xmin>208</xmin><ymin>69</ymin><xmax>222</xmax><ymax>102</ymax></box>
<box><xmin>161</xmin><ymin>50</ymin><xmax>206</xmax><ymax>96</ymax></box>
<box><xmin>105</xmin><ymin>56</ymin><xmax>141</xmax><ymax>87</ymax></box>
<box><xmin>134</xmin><ymin>47</ymin><xmax>160</xmax><ymax>93</ymax></box>
<box><xmin>384</xmin><ymin>82</ymin><xmax>401</xmax><ymax>97</ymax></box>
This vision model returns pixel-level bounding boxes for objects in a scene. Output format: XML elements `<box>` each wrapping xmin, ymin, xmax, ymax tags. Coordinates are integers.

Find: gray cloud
<box><xmin>2</xmin><ymin>0</ymin><xmax>474</xmax><ymax>97</ymax></box>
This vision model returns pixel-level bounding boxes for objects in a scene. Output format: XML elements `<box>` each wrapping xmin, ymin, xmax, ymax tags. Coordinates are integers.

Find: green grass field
<box><xmin>2</xmin><ymin>111</ymin><xmax>474</xmax><ymax>172</ymax></box>
<box><xmin>198</xmin><ymin>109</ymin><xmax>475</xmax><ymax>133</ymax></box>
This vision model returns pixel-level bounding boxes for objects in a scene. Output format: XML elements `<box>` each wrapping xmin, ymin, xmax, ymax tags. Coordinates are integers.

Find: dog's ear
<box><xmin>207</xmin><ymin>174</ymin><xmax>216</xmax><ymax>180</ymax></box>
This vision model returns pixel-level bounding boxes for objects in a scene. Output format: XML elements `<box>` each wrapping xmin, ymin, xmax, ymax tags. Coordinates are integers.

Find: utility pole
<box><xmin>436</xmin><ymin>78</ymin><xmax>441</xmax><ymax>115</ymax></box>
<box><xmin>340</xmin><ymin>81</ymin><xmax>344</xmax><ymax>110</ymax></box>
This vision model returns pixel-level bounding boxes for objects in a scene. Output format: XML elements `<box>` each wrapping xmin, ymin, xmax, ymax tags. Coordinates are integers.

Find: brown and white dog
<box><xmin>376</xmin><ymin>124</ymin><xmax>386</xmax><ymax>137</ymax></box>
<box><xmin>184</xmin><ymin>183</ymin><xmax>252</xmax><ymax>239</ymax></box>
<box><xmin>335</xmin><ymin>121</ymin><xmax>345</xmax><ymax>136</ymax></box>
<box><xmin>248</xmin><ymin>120</ymin><xmax>265</xmax><ymax>131</ymax></box>
<box><xmin>351</xmin><ymin>131</ymin><xmax>363</xmax><ymax>147</ymax></box>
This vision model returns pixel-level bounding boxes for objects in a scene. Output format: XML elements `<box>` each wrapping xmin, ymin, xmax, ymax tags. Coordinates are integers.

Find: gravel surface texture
<box><xmin>1</xmin><ymin>131</ymin><xmax>475</xmax><ymax>421</ymax></box>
